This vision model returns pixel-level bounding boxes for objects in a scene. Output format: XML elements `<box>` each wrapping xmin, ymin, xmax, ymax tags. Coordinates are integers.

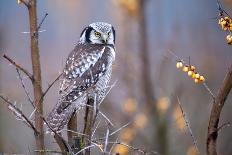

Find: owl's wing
<box><xmin>57</xmin><ymin>43</ymin><xmax>114</xmax><ymax>114</ymax></box>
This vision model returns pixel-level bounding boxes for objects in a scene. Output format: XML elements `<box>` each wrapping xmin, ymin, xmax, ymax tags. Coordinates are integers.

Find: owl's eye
<box><xmin>95</xmin><ymin>32</ymin><xmax>101</xmax><ymax>37</ymax></box>
<box><xmin>108</xmin><ymin>32</ymin><xmax>111</xmax><ymax>36</ymax></box>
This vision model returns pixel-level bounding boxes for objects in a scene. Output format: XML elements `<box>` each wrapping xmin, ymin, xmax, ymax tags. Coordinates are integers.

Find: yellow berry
<box><xmin>17</xmin><ymin>0</ymin><xmax>22</xmax><ymax>4</ymax></box>
<box><xmin>190</xmin><ymin>65</ymin><xmax>196</xmax><ymax>71</ymax></box>
<box><xmin>225</xmin><ymin>17</ymin><xmax>229</xmax><ymax>20</ymax></box>
<box><xmin>221</xmin><ymin>20</ymin><xmax>227</xmax><ymax>26</ymax></box>
<box><xmin>218</xmin><ymin>18</ymin><xmax>222</xmax><ymax>24</ymax></box>
<box><xmin>194</xmin><ymin>78</ymin><xmax>199</xmax><ymax>83</ymax></box>
<box><xmin>191</xmin><ymin>73</ymin><xmax>196</xmax><ymax>79</ymax></box>
<box><xmin>188</xmin><ymin>70</ymin><xmax>193</xmax><ymax>76</ymax></box>
<box><xmin>176</xmin><ymin>61</ymin><xmax>183</xmax><ymax>69</ymax></box>
<box><xmin>227</xmin><ymin>34</ymin><xmax>231</xmax><ymax>40</ymax></box>
<box><xmin>226</xmin><ymin>35</ymin><xmax>232</xmax><ymax>44</ymax></box>
<box><xmin>230</xmin><ymin>26</ymin><xmax>232</xmax><ymax>31</ymax></box>
<box><xmin>182</xmin><ymin>66</ymin><xmax>189</xmax><ymax>72</ymax></box>
<box><xmin>199</xmin><ymin>75</ymin><xmax>205</xmax><ymax>82</ymax></box>
<box><xmin>195</xmin><ymin>73</ymin><xmax>200</xmax><ymax>79</ymax></box>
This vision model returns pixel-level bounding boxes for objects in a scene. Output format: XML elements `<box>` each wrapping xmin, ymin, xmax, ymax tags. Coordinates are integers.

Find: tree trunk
<box><xmin>28</xmin><ymin>0</ymin><xmax>45</xmax><ymax>153</ymax></box>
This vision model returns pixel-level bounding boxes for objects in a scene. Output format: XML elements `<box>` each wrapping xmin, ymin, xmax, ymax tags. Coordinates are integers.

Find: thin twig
<box><xmin>109</xmin><ymin>121</ymin><xmax>131</xmax><ymax>137</ymax></box>
<box><xmin>216</xmin><ymin>0</ymin><xmax>232</xmax><ymax>18</ymax></box>
<box><xmin>75</xmin><ymin>144</ymin><xmax>95</xmax><ymax>155</ymax></box>
<box><xmin>62</xmin><ymin>129</ymin><xmax>88</xmax><ymax>137</ymax></box>
<box><xmin>37</xmin><ymin>13</ymin><xmax>48</xmax><ymax>32</ymax></box>
<box><xmin>177</xmin><ymin>96</ymin><xmax>200</xmax><ymax>154</ymax></box>
<box><xmin>40</xmin><ymin>73</ymin><xmax>62</xmax><ymax>104</ymax></box>
<box><xmin>203</xmin><ymin>83</ymin><xmax>216</xmax><ymax>100</ymax></box>
<box><xmin>0</xmin><ymin>95</ymin><xmax>38</xmax><ymax>134</ymax></box>
<box><xmin>104</xmin><ymin>125</ymin><xmax>110</xmax><ymax>152</ymax></box>
<box><xmin>29</xmin><ymin>107</ymin><xmax>37</xmax><ymax>120</ymax></box>
<box><xmin>3</xmin><ymin>54</ymin><xmax>33</xmax><ymax>81</ymax></box>
<box><xmin>95</xmin><ymin>121</ymin><xmax>131</xmax><ymax>141</ymax></box>
<box><xmin>108</xmin><ymin>137</ymin><xmax>118</xmax><ymax>155</ymax></box>
<box><xmin>21</xmin><ymin>29</ymin><xmax>46</xmax><ymax>34</ymax></box>
<box><xmin>99</xmin><ymin>80</ymin><xmax>117</xmax><ymax>107</ymax></box>
<box><xmin>16</xmin><ymin>68</ymin><xmax>35</xmax><ymax>108</ymax></box>
<box><xmin>99</xmin><ymin>111</ymin><xmax>114</xmax><ymax>126</ymax></box>
<box><xmin>91</xmin><ymin>120</ymin><xmax>101</xmax><ymax>138</ymax></box>
<box><xmin>217</xmin><ymin>122</ymin><xmax>231</xmax><ymax>132</ymax></box>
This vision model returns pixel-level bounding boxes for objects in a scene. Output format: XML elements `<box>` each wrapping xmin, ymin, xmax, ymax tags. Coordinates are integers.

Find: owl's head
<box><xmin>80</xmin><ymin>22</ymin><xmax>115</xmax><ymax>45</ymax></box>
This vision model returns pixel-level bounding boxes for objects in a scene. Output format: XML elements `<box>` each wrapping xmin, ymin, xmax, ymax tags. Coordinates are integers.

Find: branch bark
<box><xmin>82</xmin><ymin>98</ymin><xmax>95</xmax><ymax>155</ymax></box>
<box><xmin>28</xmin><ymin>0</ymin><xmax>45</xmax><ymax>153</ymax></box>
<box><xmin>207</xmin><ymin>63</ymin><xmax>232</xmax><ymax>155</ymax></box>
<box><xmin>67</xmin><ymin>112</ymin><xmax>78</xmax><ymax>147</ymax></box>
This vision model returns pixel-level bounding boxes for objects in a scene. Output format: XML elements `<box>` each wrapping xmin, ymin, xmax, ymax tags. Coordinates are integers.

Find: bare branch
<box><xmin>0</xmin><ymin>95</ymin><xmax>38</xmax><ymax>134</ymax></box>
<box><xmin>75</xmin><ymin>144</ymin><xmax>95</xmax><ymax>155</ymax></box>
<box><xmin>207</xmin><ymin>63</ymin><xmax>232</xmax><ymax>155</ymax></box>
<box><xmin>217</xmin><ymin>122</ymin><xmax>231</xmax><ymax>132</ymax></box>
<box><xmin>39</xmin><ymin>73</ymin><xmax>62</xmax><ymax>104</ymax></box>
<box><xmin>16</xmin><ymin>68</ymin><xmax>35</xmax><ymax>108</ymax></box>
<box><xmin>203</xmin><ymin>83</ymin><xmax>216</xmax><ymax>100</ymax></box>
<box><xmin>104</xmin><ymin>125</ymin><xmax>110</xmax><ymax>152</ymax></box>
<box><xmin>28</xmin><ymin>0</ymin><xmax>44</xmax><ymax>151</ymax></box>
<box><xmin>177</xmin><ymin>97</ymin><xmax>200</xmax><ymax>154</ymax></box>
<box><xmin>91</xmin><ymin>120</ymin><xmax>101</xmax><ymax>138</ymax></box>
<box><xmin>108</xmin><ymin>137</ymin><xmax>118</xmax><ymax>155</ymax></box>
<box><xmin>37</xmin><ymin>13</ymin><xmax>48</xmax><ymax>32</ymax></box>
<box><xmin>3</xmin><ymin>54</ymin><xmax>34</xmax><ymax>81</ymax></box>
<box><xmin>95</xmin><ymin>121</ymin><xmax>131</xmax><ymax>141</ymax></box>
<box><xmin>62</xmin><ymin>129</ymin><xmax>88</xmax><ymax>137</ymax></box>
<box><xmin>99</xmin><ymin>111</ymin><xmax>114</xmax><ymax>127</ymax></box>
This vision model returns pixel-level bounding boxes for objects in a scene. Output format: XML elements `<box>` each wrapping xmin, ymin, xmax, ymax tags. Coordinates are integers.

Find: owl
<box><xmin>46</xmin><ymin>22</ymin><xmax>116</xmax><ymax>132</ymax></box>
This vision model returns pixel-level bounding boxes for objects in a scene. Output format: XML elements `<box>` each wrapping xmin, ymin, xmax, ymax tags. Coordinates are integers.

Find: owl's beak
<box><xmin>102</xmin><ymin>35</ymin><xmax>108</xmax><ymax>44</ymax></box>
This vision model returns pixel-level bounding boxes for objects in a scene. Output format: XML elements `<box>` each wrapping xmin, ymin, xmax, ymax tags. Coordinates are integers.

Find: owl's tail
<box><xmin>46</xmin><ymin>103</ymin><xmax>76</xmax><ymax>132</ymax></box>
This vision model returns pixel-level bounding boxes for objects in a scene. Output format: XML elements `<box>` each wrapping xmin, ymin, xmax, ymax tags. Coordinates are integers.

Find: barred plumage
<box><xmin>46</xmin><ymin>22</ymin><xmax>116</xmax><ymax>132</ymax></box>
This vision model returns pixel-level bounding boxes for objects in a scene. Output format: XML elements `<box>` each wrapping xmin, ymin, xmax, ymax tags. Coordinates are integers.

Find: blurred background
<box><xmin>0</xmin><ymin>0</ymin><xmax>232</xmax><ymax>154</ymax></box>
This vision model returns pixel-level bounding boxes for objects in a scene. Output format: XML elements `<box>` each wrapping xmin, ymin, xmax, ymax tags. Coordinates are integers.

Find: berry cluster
<box><xmin>218</xmin><ymin>16</ymin><xmax>232</xmax><ymax>44</ymax></box>
<box><xmin>176</xmin><ymin>61</ymin><xmax>205</xmax><ymax>84</ymax></box>
<box><xmin>218</xmin><ymin>17</ymin><xmax>232</xmax><ymax>31</ymax></box>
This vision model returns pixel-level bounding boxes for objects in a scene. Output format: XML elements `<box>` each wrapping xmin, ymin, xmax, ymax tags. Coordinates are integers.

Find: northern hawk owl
<box><xmin>46</xmin><ymin>22</ymin><xmax>116</xmax><ymax>132</ymax></box>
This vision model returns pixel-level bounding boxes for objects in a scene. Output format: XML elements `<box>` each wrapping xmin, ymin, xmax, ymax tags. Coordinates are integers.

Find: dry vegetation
<box><xmin>0</xmin><ymin>0</ymin><xmax>232</xmax><ymax>155</ymax></box>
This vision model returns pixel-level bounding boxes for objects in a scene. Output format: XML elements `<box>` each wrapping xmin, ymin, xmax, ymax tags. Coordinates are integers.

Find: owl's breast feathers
<box><xmin>57</xmin><ymin>43</ymin><xmax>115</xmax><ymax>114</ymax></box>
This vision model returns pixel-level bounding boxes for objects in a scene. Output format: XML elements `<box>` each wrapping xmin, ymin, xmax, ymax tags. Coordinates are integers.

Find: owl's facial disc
<box><xmin>80</xmin><ymin>22</ymin><xmax>115</xmax><ymax>45</ymax></box>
